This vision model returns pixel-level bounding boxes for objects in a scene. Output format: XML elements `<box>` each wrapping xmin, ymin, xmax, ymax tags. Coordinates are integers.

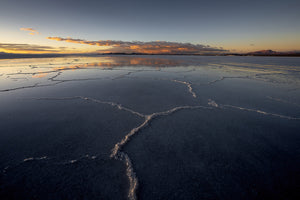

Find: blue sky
<box><xmin>0</xmin><ymin>0</ymin><xmax>299</xmax><ymax>53</ymax></box>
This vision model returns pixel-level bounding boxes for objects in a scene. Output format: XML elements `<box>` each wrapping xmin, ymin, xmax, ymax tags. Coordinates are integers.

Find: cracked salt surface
<box><xmin>30</xmin><ymin>96</ymin><xmax>211</xmax><ymax>200</ymax></box>
<box><xmin>0</xmin><ymin>55</ymin><xmax>300</xmax><ymax>200</ymax></box>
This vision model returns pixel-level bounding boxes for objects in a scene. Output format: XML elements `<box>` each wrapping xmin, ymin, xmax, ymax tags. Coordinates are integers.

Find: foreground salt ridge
<box><xmin>2</xmin><ymin>154</ymin><xmax>98</xmax><ymax>174</ymax></box>
<box><xmin>2</xmin><ymin>156</ymin><xmax>49</xmax><ymax>174</ymax></box>
<box><xmin>2</xmin><ymin>95</ymin><xmax>299</xmax><ymax>200</ymax></box>
<box><xmin>208</xmin><ymin>99</ymin><xmax>300</xmax><ymax>120</ymax></box>
<box><xmin>23</xmin><ymin>156</ymin><xmax>48</xmax><ymax>162</ymax></box>
<box><xmin>110</xmin><ymin>105</ymin><xmax>211</xmax><ymax>200</ymax></box>
<box><xmin>66</xmin><ymin>154</ymin><xmax>98</xmax><ymax>164</ymax></box>
<box><xmin>31</xmin><ymin>96</ymin><xmax>300</xmax><ymax>200</ymax></box>
<box><xmin>172</xmin><ymin>79</ymin><xmax>197</xmax><ymax>98</ymax></box>
<box><xmin>4</xmin><ymin>98</ymin><xmax>298</xmax><ymax>158</ymax></box>
<box><xmin>223</xmin><ymin>105</ymin><xmax>300</xmax><ymax>120</ymax></box>
<box><xmin>32</xmin><ymin>96</ymin><xmax>212</xmax><ymax>200</ymax></box>
<box><xmin>266</xmin><ymin>96</ymin><xmax>300</xmax><ymax>107</ymax></box>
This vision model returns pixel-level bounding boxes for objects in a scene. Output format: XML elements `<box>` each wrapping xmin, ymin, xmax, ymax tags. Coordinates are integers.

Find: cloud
<box><xmin>20</xmin><ymin>28</ymin><xmax>40</xmax><ymax>35</ymax></box>
<box><xmin>0</xmin><ymin>43</ymin><xmax>60</xmax><ymax>53</ymax></box>
<box><xmin>47</xmin><ymin>37</ymin><xmax>228</xmax><ymax>54</ymax></box>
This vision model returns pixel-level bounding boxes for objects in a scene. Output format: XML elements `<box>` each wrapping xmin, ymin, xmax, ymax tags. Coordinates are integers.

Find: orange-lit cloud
<box><xmin>20</xmin><ymin>28</ymin><xmax>40</xmax><ymax>35</ymax></box>
<box><xmin>47</xmin><ymin>37</ymin><xmax>227</xmax><ymax>54</ymax></box>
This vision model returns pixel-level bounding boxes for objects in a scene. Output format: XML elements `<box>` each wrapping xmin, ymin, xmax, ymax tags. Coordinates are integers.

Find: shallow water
<box><xmin>0</xmin><ymin>55</ymin><xmax>300</xmax><ymax>200</ymax></box>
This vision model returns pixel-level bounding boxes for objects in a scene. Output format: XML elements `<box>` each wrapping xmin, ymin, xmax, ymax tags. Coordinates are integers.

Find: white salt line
<box><xmin>172</xmin><ymin>80</ymin><xmax>197</xmax><ymax>98</ymax></box>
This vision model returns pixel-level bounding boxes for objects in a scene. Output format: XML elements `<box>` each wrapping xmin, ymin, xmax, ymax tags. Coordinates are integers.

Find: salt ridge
<box><xmin>33</xmin><ymin>96</ymin><xmax>211</xmax><ymax>200</ymax></box>
<box><xmin>172</xmin><ymin>79</ymin><xmax>197</xmax><ymax>98</ymax></box>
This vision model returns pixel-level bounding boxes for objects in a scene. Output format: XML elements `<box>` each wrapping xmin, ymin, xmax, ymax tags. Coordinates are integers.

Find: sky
<box><xmin>0</xmin><ymin>0</ymin><xmax>299</xmax><ymax>54</ymax></box>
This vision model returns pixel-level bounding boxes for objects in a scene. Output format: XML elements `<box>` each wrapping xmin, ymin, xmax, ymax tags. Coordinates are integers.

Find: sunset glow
<box><xmin>1</xmin><ymin>1</ymin><xmax>300</xmax><ymax>199</ymax></box>
<box><xmin>0</xmin><ymin>0</ymin><xmax>299</xmax><ymax>55</ymax></box>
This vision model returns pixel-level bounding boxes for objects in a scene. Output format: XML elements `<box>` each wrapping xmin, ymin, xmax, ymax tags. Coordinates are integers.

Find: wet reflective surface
<box><xmin>0</xmin><ymin>55</ymin><xmax>300</xmax><ymax>200</ymax></box>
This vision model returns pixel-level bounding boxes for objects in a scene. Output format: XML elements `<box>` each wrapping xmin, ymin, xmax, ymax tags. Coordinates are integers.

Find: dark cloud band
<box><xmin>0</xmin><ymin>43</ymin><xmax>59</xmax><ymax>52</ymax></box>
<box><xmin>47</xmin><ymin>37</ymin><xmax>227</xmax><ymax>54</ymax></box>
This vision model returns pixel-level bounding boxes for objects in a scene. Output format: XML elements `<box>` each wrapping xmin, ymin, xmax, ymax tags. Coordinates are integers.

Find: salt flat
<box><xmin>0</xmin><ymin>55</ymin><xmax>299</xmax><ymax>200</ymax></box>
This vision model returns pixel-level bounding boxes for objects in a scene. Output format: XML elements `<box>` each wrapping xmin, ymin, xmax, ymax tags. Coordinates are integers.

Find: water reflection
<box><xmin>52</xmin><ymin>56</ymin><xmax>185</xmax><ymax>69</ymax></box>
<box><xmin>0</xmin><ymin>56</ymin><xmax>300</xmax><ymax>86</ymax></box>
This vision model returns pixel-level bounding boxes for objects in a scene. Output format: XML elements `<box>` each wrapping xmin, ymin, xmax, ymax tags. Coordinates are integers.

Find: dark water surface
<box><xmin>0</xmin><ymin>55</ymin><xmax>300</xmax><ymax>200</ymax></box>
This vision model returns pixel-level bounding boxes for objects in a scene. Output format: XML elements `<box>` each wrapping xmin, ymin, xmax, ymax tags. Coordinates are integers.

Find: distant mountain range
<box><xmin>248</xmin><ymin>50</ymin><xmax>278</xmax><ymax>55</ymax></box>
<box><xmin>244</xmin><ymin>50</ymin><xmax>300</xmax><ymax>56</ymax></box>
<box><xmin>0</xmin><ymin>52</ymin><xmax>95</xmax><ymax>59</ymax></box>
<box><xmin>0</xmin><ymin>50</ymin><xmax>300</xmax><ymax>59</ymax></box>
